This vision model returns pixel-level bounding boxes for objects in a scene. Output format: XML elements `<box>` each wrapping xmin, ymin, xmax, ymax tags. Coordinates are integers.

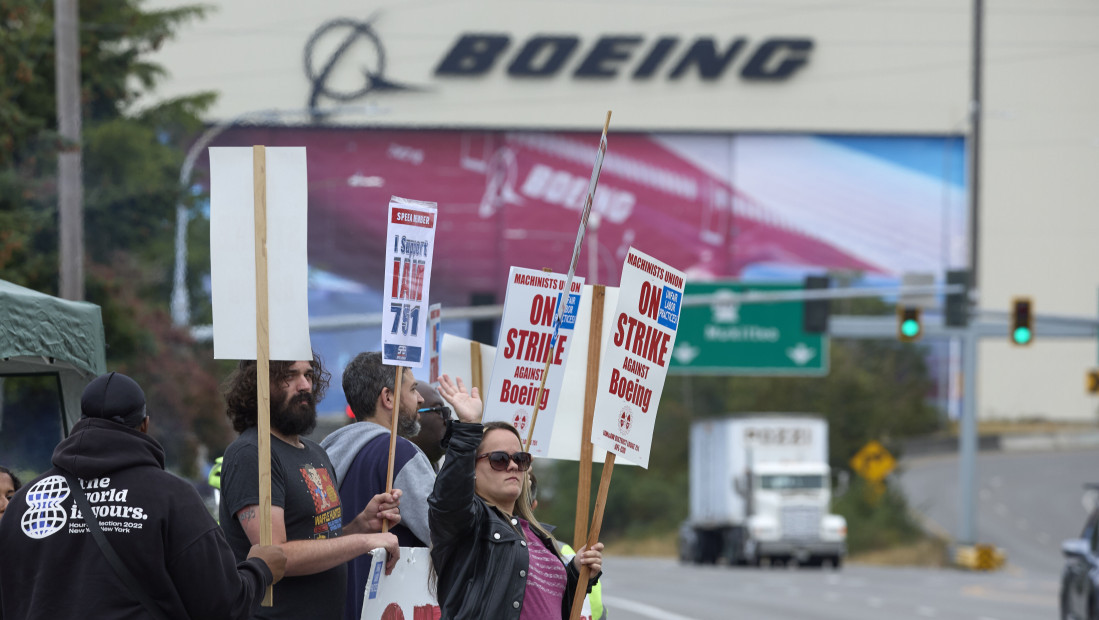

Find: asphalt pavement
<box><xmin>599</xmin><ymin>558</ymin><xmax>1056</xmax><ymax>620</ymax></box>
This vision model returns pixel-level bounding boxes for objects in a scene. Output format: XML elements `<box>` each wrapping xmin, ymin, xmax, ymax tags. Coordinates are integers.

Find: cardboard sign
<box><xmin>209</xmin><ymin>147</ymin><xmax>312</xmax><ymax>361</ymax></box>
<box><xmin>482</xmin><ymin>267</ymin><xmax>584</xmax><ymax>456</ymax></box>
<box><xmin>381</xmin><ymin>197</ymin><xmax>438</xmax><ymax>367</ymax></box>
<box><xmin>439</xmin><ymin>334</ymin><xmax>494</xmax><ymax>395</ymax></box>
<box><xmin>428</xmin><ymin>304</ymin><xmax>442</xmax><ymax>383</ymax></box>
<box><xmin>361</xmin><ymin>547</ymin><xmax>438</xmax><ymax>620</ymax></box>
<box><xmin>590</xmin><ymin>248</ymin><xmax>685</xmax><ymax>468</ymax></box>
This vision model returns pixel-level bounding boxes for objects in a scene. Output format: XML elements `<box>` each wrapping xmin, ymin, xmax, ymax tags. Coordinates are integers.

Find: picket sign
<box><xmin>427</xmin><ymin>304</ymin><xmax>442</xmax><ymax>383</ymax></box>
<box><xmin>209</xmin><ymin>145</ymin><xmax>313</xmax><ymax>605</ymax></box>
<box><xmin>380</xmin><ymin>197</ymin><xmax>438</xmax><ymax>531</ymax></box>
<box><xmin>569</xmin><ymin>248</ymin><xmax>686</xmax><ymax>620</ymax></box>
<box><xmin>481</xmin><ymin>267</ymin><xmax>584</xmax><ymax>457</ymax></box>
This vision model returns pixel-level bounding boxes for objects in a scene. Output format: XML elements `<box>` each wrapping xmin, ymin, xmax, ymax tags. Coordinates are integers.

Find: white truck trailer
<box><xmin>679</xmin><ymin>414</ymin><xmax>847</xmax><ymax>567</ymax></box>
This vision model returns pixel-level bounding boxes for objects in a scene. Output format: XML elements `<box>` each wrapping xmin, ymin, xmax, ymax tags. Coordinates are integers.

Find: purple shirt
<box><xmin>519</xmin><ymin>519</ymin><xmax>567</xmax><ymax>620</ymax></box>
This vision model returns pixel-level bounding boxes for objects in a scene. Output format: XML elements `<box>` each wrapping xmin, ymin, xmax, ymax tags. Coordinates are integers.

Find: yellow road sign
<box><xmin>849</xmin><ymin>440</ymin><xmax>896</xmax><ymax>483</ymax></box>
<box><xmin>1087</xmin><ymin>369</ymin><xmax>1099</xmax><ymax>394</ymax></box>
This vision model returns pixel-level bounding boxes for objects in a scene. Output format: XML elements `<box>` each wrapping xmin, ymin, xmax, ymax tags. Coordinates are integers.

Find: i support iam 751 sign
<box><xmin>381</xmin><ymin>197</ymin><xmax>437</xmax><ymax>367</ymax></box>
<box><xmin>590</xmin><ymin>247</ymin><xmax>685</xmax><ymax>468</ymax></box>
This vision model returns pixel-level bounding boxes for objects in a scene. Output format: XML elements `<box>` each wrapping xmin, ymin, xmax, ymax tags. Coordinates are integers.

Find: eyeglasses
<box><xmin>417</xmin><ymin>405</ymin><xmax>451</xmax><ymax>417</ymax></box>
<box><xmin>476</xmin><ymin>451</ymin><xmax>533</xmax><ymax>472</ymax></box>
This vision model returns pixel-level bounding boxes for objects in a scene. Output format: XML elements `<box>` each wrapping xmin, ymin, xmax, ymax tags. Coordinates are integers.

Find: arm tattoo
<box><xmin>238</xmin><ymin>507</ymin><xmax>257</xmax><ymax>524</ymax></box>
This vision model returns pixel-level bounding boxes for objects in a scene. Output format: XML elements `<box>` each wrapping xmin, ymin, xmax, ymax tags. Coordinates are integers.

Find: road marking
<box><xmin>602</xmin><ymin>596</ymin><xmax>703</xmax><ymax>620</ymax></box>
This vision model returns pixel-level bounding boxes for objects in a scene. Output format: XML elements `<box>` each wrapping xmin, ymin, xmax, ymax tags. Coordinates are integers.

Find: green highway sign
<box><xmin>669</xmin><ymin>281</ymin><xmax>829</xmax><ymax>376</ymax></box>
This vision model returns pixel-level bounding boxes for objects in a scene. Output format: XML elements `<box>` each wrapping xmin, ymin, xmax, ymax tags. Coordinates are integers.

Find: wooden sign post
<box><xmin>382</xmin><ymin>366</ymin><xmax>403</xmax><ymax>533</ymax></box>
<box><xmin>252</xmin><ymin>145</ymin><xmax>274</xmax><ymax>606</ymax></box>
<box><xmin>574</xmin><ymin>285</ymin><xmax>604</xmax><ymax>549</ymax></box>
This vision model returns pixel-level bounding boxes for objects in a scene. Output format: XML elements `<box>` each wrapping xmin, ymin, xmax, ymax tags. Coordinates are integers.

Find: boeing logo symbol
<box><xmin>303</xmin><ymin>16</ymin><xmax>422</xmax><ymax>117</ymax></box>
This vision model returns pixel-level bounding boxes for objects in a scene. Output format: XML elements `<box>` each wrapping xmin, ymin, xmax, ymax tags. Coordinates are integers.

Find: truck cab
<box><xmin>744</xmin><ymin>461</ymin><xmax>847</xmax><ymax>567</ymax></box>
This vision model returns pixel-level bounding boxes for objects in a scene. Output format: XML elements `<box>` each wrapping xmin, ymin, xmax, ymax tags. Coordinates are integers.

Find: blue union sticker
<box><xmin>657</xmin><ymin>286</ymin><xmax>681</xmax><ymax>330</ymax></box>
<box><xmin>383</xmin><ymin>344</ymin><xmax>422</xmax><ymax>364</ymax></box>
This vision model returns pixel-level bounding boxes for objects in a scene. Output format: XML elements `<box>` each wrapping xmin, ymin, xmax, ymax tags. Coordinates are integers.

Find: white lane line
<box><xmin>602</xmin><ymin>596</ymin><xmax>703</xmax><ymax>620</ymax></box>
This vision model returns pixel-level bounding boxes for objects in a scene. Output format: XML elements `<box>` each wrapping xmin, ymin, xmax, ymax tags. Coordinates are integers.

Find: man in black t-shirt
<box><xmin>219</xmin><ymin>355</ymin><xmax>401</xmax><ymax>620</ymax></box>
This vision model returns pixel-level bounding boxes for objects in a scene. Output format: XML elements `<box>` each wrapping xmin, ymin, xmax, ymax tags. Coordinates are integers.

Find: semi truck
<box><xmin>679</xmin><ymin>414</ymin><xmax>847</xmax><ymax>567</ymax></box>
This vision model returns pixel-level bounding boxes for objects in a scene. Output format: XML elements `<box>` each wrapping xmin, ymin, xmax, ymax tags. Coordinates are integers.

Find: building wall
<box><xmin>977</xmin><ymin>1</ymin><xmax>1099</xmax><ymax>422</ymax></box>
<box><xmin>146</xmin><ymin>0</ymin><xmax>1099</xmax><ymax>421</ymax></box>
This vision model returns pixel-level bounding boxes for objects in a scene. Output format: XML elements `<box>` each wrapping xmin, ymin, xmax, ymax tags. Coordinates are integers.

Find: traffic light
<box><xmin>945</xmin><ymin>269</ymin><xmax>969</xmax><ymax>327</ymax></box>
<box><xmin>897</xmin><ymin>306</ymin><xmax>922</xmax><ymax>342</ymax></box>
<box><xmin>803</xmin><ymin>275</ymin><xmax>831</xmax><ymax>334</ymax></box>
<box><xmin>1010</xmin><ymin>297</ymin><xmax>1033</xmax><ymax>346</ymax></box>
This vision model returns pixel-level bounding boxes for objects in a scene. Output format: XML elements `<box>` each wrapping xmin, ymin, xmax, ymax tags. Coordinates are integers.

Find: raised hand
<box><xmin>437</xmin><ymin>374</ymin><xmax>482</xmax><ymax>423</ymax></box>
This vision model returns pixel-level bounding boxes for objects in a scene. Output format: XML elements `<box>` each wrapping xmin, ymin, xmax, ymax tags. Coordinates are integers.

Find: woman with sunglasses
<box><xmin>429</xmin><ymin>374</ymin><xmax>604</xmax><ymax>620</ymax></box>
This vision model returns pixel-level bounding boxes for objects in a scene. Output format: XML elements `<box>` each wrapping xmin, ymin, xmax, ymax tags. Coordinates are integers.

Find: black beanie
<box><xmin>81</xmin><ymin>372</ymin><xmax>147</xmax><ymax>428</ymax></box>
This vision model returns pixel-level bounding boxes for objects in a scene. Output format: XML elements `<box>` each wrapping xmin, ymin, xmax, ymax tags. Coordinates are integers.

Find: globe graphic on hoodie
<box><xmin>21</xmin><ymin>475</ymin><xmax>70</xmax><ymax>539</ymax></box>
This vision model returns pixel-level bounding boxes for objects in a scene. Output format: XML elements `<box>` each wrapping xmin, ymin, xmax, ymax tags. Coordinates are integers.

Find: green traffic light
<box><xmin>901</xmin><ymin>319</ymin><xmax>921</xmax><ymax>338</ymax></box>
<box><xmin>1013</xmin><ymin>326</ymin><xmax>1032</xmax><ymax>344</ymax></box>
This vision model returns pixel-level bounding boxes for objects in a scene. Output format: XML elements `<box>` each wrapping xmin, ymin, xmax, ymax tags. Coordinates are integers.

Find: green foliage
<box><xmin>536</xmin><ymin>338</ymin><xmax>941</xmax><ymax>545</ymax></box>
<box><xmin>832</xmin><ymin>478</ymin><xmax>925</xmax><ymax>553</ymax></box>
<box><xmin>0</xmin><ymin>1</ymin><xmax>227</xmax><ymax>476</ymax></box>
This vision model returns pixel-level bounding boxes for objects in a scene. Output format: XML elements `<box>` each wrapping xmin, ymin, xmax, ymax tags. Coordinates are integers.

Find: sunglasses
<box><xmin>417</xmin><ymin>405</ymin><xmax>451</xmax><ymax>417</ymax></box>
<box><xmin>476</xmin><ymin>451</ymin><xmax>533</xmax><ymax>472</ymax></box>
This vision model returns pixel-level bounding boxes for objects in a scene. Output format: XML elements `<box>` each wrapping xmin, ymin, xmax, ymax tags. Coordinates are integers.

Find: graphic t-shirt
<box><xmin>220</xmin><ymin>428</ymin><xmax>347</xmax><ymax>620</ymax></box>
<box><xmin>519</xmin><ymin>519</ymin><xmax>566</xmax><ymax>620</ymax></box>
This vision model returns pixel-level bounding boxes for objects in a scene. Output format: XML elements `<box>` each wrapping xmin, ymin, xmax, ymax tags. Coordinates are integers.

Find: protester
<box><xmin>321</xmin><ymin>351</ymin><xmax>434</xmax><ymax>620</ymax></box>
<box><xmin>219</xmin><ymin>355</ymin><xmax>401</xmax><ymax>620</ymax></box>
<box><xmin>0</xmin><ymin>465</ymin><xmax>21</xmax><ymax>523</ymax></box>
<box><xmin>528</xmin><ymin>472</ymin><xmax>607</xmax><ymax>620</ymax></box>
<box><xmin>0</xmin><ymin>371</ymin><xmax>287</xmax><ymax>619</ymax></box>
<box><xmin>412</xmin><ymin>382</ymin><xmax>450</xmax><ymax>470</ymax></box>
<box><xmin>429</xmin><ymin>374</ymin><xmax>604</xmax><ymax>620</ymax></box>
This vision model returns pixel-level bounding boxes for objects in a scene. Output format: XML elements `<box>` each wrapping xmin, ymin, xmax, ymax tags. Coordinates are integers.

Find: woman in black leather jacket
<box><xmin>428</xmin><ymin>375</ymin><xmax>603</xmax><ymax>620</ymax></box>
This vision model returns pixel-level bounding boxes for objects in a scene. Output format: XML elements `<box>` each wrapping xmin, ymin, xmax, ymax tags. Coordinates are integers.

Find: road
<box><xmin>599</xmin><ymin>558</ymin><xmax>1055</xmax><ymax>620</ymax></box>
<box><xmin>898</xmin><ymin>447</ymin><xmax>1098</xmax><ymax>578</ymax></box>
<box><xmin>597</xmin><ymin>448</ymin><xmax>1094</xmax><ymax>619</ymax></box>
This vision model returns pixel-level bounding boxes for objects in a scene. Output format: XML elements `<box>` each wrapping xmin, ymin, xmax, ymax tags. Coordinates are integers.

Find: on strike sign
<box><xmin>381</xmin><ymin>197</ymin><xmax>437</xmax><ymax>367</ymax></box>
<box><xmin>482</xmin><ymin>267</ymin><xmax>583</xmax><ymax>456</ymax></box>
<box><xmin>590</xmin><ymin>247</ymin><xmax>685</xmax><ymax>468</ymax></box>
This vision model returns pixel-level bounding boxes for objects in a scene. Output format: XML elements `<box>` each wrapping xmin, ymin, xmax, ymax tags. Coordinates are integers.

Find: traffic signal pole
<box><xmin>959</xmin><ymin>327</ymin><xmax>978</xmax><ymax>544</ymax></box>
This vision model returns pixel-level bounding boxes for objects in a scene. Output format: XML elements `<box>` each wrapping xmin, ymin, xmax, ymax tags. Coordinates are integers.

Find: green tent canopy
<box><xmin>0</xmin><ymin>279</ymin><xmax>106</xmax><ymax>434</ymax></box>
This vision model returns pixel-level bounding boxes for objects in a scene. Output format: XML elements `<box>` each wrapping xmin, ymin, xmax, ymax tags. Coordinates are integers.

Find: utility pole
<box><xmin>958</xmin><ymin>0</ymin><xmax>984</xmax><ymax>546</ymax></box>
<box><xmin>55</xmin><ymin>0</ymin><xmax>84</xmax><ymax>300</ymax></box>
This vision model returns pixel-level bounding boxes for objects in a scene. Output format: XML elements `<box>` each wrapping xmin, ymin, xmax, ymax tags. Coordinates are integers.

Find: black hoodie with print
<box><xmin>0</xmin><ymin>418</ymin><xmax>273</xmax><ymax>620</ymax></box>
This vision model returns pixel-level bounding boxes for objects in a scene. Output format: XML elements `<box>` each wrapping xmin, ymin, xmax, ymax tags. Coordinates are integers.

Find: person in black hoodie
<box><xmin>0</xmin><ymin>371</ymin><xmax>287</xmax><ymax>620</ymax></box>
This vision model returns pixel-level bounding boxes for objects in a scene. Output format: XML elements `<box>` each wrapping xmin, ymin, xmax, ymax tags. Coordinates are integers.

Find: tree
<box><xmin>0</xmin><ymin>0</ymin><xmax>229</xmax><ymax>476</ymax></box>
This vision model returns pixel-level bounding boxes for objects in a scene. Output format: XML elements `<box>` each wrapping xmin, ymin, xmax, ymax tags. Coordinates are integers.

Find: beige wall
<box><xmin>144</xmin><ymin>0</ymin><xmax>969</xmax><ymax>132</ymax></box>
<box><xmin>978</xmin><ymin>1</ymin><xmax>1099</xmax><ymax>422</ymax></box>
<box><xmin>146</xmin><ymin>0</ymin><xmax>1099</xmax><ymax>421</ymax></box>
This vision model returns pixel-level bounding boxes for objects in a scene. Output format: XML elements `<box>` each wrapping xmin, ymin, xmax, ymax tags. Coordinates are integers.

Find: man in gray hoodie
<box><xmin>320</xmin><ymin>352</ymin><xmax>433</xmax><ymax>620</ymax></box>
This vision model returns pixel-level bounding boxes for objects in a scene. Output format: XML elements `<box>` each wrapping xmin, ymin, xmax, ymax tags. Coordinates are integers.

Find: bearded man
<box><xmin>219</xmin><ymin>355</ymin><xmax>402</xmax><ymax>620</ymax></box>
<box><xmin>320</xmin><ymin>351</ymin><xmax>434</xmax><ymax>620</ymax></box>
